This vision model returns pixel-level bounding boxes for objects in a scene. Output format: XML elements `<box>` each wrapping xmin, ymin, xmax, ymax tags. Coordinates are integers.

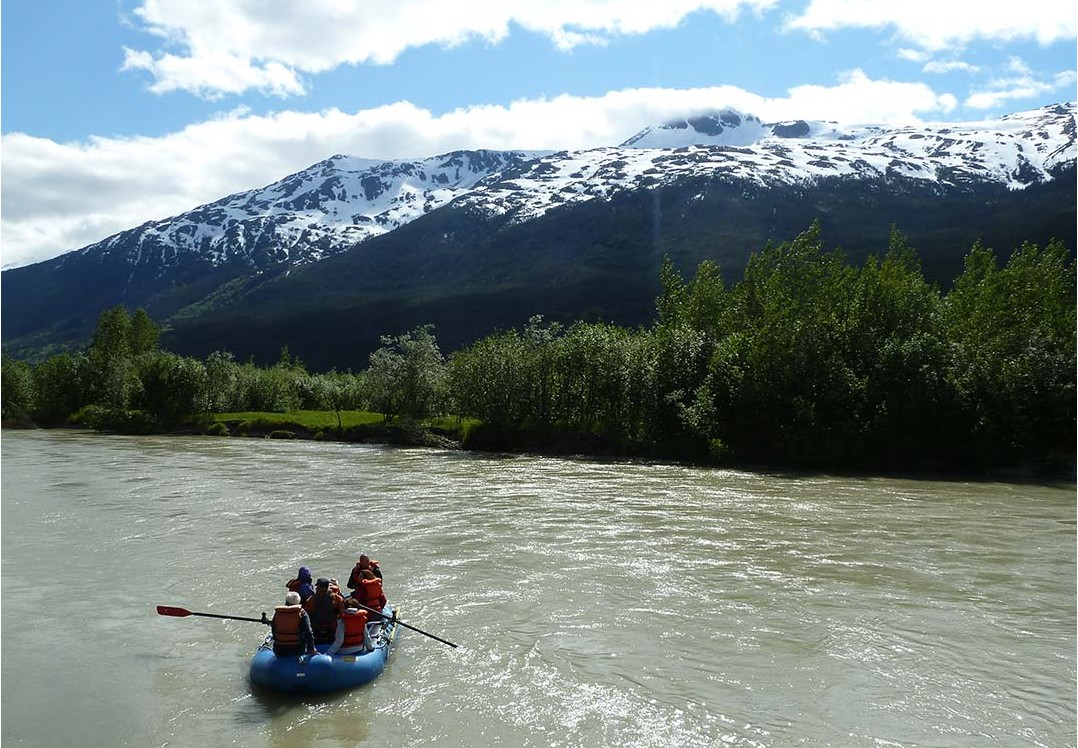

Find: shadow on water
<box><xmin>244</xmin><ymin>678</ymin><xmax>378</xmax><ymax>748</ymax></box>
<box><xmin>247</xmin><ymin>681</ymin><xmax>360</xmax><ymax>710</ymax></box>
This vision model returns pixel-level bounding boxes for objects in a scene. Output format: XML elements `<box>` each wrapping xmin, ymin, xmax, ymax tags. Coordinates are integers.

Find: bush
<box><xmin>71</xmin><ymin>405</ymin><xmax>156</xmax><ymax>434</ymax></box>
<box><xmin>204</xmin><ymin>421</ymin><xmax>230</xmax><ymax>437</ymax></box>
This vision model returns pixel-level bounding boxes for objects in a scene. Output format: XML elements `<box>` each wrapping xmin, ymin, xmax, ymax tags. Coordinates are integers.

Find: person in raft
<box><xmin>286</xmin><ymin>566</ymin><xmax>315</xmax><ymax>603</ymax></box>
<box><xmin>346</xmin><ymin>554</ymin><xmax>383</xmax><ymax>590</ymax></box>
<box><xmin>271</xmin><ymin>591</ymin><xmax>317</xmax><ymax>657</ymax></box>
<box><xmin>325</xmin><ymin>605</ymin><xmax>372</xmax><ymax>656</ymax></box>
<box><xmin>304</xmin><ymin>577</ymin><xmax>345</xmax><ymax>644</ymax></box>
<box><xmin>350</xmin><ymin>569</ymin><xmax>388</xmax><ymax>619</ymax></box>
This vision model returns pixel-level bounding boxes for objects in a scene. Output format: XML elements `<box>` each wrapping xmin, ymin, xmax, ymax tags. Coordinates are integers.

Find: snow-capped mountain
<box><xmin>58</xmin><ymin>149</ymin><xmax>543</xmax><ymax>273</ymax></box>
<box><xmin>3</xmin><ymin>102</ymin><xmax>1074</xmax><ymax>368</ymax></box>
<box><xmin>456</xmin><ymin>103</ymin><xmax>1075</xmax><ymax>223</ymax></box>
<box><xmin>45</xmin><ymin>102</ymin><xmax>1077</xmax><ymax>277</ymax></box>
<box><xmin>620</xmin><ymin>109</ymin><xmax>769</xmax><ymax>147</ymax></box>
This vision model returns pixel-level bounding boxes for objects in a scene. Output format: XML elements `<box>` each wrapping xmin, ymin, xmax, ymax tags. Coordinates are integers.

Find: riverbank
<box><xmin>3</xmin><ymin>411</ymin><xmax>1074</xmax><ymax>484</ymax></box>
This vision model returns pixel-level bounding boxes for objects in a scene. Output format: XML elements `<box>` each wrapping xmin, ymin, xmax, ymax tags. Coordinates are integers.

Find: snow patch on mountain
<box><xmin>621</xmin><ymin>110</ymin><xmax>767</xmax><ymax>148</ymax></box>
<box><xmin>51</xmin><ymin>102</ymin><xmax>1075</xmax><ymax>277</ymax></box>
<box><xmin>73</xmin><ymin>149</ymin><xmax>545</xmax><ymax>271</ymax></box>
<box><xmin>458</xmin><ymin>102</ymin><xmax>1076</xmax><ymax>224</ymax></box>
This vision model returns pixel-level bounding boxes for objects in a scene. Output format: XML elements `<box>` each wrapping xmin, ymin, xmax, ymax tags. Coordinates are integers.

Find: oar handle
<box><xmin>157</xmin><ymin>605</ymin><xmax>269</xmax><ymax>625</ymax></box>
<box><xmin>348</xmin><ymin>602</ymin><xmax>458</xmax><ymax>648</ymax></box>
<box><xmin>189</xmin><ymin>611</ymin><xmax>268</xmax><ymax>624</ymax></box>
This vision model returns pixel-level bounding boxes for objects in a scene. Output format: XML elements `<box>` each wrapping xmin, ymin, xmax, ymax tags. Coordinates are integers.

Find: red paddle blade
<box><xmin>156</xmin><ymin>605</ymin><xmax>192</xmax><ymax>617</ymax></box>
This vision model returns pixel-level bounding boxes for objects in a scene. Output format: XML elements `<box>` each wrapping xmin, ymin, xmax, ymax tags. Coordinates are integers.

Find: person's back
<box><xmin>326</xmin><ymin>607</ymin><xmax>370</xmax><ymax>656</ymax></box>
<box><xmin>304</xmin><ymin>578</ymin><xmax>344</xmax><ymax>643</ymax></box>
<box><xmin>286</xmin><ymin>566</ymin><xmax>316</xmax><ymax>603</ymax></box>
<box><xmin>355</xmin><ymin>569</ymin><xmax>387</xmax><ymax>616</ymax></box>
<box><xmin>271</xmin><ymin>591</ymin><xmax>316</xmax><ymax>657</ymax></box>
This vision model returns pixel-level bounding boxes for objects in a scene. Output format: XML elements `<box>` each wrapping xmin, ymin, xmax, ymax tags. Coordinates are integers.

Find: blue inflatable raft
<box><xmin>249</xmin><ymin>607</ymin><xmax>398</xmax><ymax>694</ymax></box>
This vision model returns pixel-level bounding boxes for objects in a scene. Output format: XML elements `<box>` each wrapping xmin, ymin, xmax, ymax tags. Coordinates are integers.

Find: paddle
<box><xmin>348</xmin><ymin>602</ymin><xmax>458</xmax><ymax>649</ymax></box>
<box><xmin>158</xmin><ymin>602</ymin><xmax>458</xmax><ymax>648</ymax></box>
<box><xmin>157</xmin><ymin>605</ymin><xmax>269</xmax><ymax>625</ymax></box>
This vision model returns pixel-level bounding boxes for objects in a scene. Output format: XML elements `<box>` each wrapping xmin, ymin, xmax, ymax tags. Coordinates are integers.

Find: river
<box><xmin>1</xmin><ymin>430</ymin><xmax>1074</xmax><ymax>747</ymax></box>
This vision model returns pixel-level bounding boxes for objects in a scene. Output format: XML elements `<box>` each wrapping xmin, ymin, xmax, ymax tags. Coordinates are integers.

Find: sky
<box><xmin>1</xmin><ymin>0</ymin><xmax>1075</xmax><ymax>269</ymax></box>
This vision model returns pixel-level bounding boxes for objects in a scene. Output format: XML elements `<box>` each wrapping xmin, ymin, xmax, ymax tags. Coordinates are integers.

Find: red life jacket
<box><xmin>341</xmin><ymin>609</ymin><xmax>368</xmax><ymax>649</ymax></box>
<box><xmin>357</xmin><ymin>577</ymin><xmax>386</xmax><ymax>612</ymax></box>
<box><xmin>272</xmin><ymin>605</ymin><xmax>302</xmax><ymax>654</ymax></box>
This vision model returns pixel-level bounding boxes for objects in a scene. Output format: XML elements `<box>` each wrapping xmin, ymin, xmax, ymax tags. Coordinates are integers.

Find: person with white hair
<box><xmin>270</xmin><ymin>590</ymin><xmax>317</xmax><ymax>657</ymax></box>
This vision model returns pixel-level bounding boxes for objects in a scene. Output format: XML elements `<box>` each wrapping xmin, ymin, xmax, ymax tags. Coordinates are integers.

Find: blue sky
<box><xmin>2</xmin><ymin>0</ymin><xmax>1075</xmax><ymax>268</ymax></box>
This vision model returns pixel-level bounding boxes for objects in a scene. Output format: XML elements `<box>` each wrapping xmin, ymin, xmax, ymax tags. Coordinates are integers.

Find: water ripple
<box><xmin>1</xmin><ymin>431</ymin><xmax>1073</xmax><ymax>748</ymax></box>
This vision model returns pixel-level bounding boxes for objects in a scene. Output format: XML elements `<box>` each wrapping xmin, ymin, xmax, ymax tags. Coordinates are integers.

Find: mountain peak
<box><xmin>621</xmin><ymin>109</ymin><xmax>766</xmax><ymax>148</ymax></box>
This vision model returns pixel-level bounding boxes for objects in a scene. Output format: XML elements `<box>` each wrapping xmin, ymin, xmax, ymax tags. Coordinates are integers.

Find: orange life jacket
<box><xmin>357</xmin><ymin>577</ymin><xmax>386</xmax><ymax>612</ymax></box>
<box><xmin>347</xmin><ymin>559</ymin><xmax>381</xmax><ymax>588</ymax></box>
<box><xmin>272</xmin><ymin>605</ymin><xmax>302</xmax><ymax>653</ymax></box>
<box><xmin>341</xmin><ymin>609</ymin><xmax>368</xmax><ymax>649</ymax></box>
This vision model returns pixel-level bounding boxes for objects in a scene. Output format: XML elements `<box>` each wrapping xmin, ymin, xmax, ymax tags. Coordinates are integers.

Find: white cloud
<box><xmin>0</xmin><ymin>77</ymin><xmax>963</xmax><ymax>269</ymax></box>
<box><xmin>786</xmin><ymin>0</ymin><xmax>1077</xmax><ymax>50</ymax></box>
<box><xmin>123</xmin><ymin>0</ymin><xmax>778</xmax><ymax>97</ymax></box>
<box><xmin>774</xmin><ymin>69</ymin><xmax>957</xmax><ymax>123</ymax></box>
<box><xmin>121</xmin><ymin>48</ymin><xmax>305</xmax><ymax>98</ymax></box>
<box><xmin>964</xmin><ymin>56</ymin><xmax>1077</xmax><ymax>110</ymax></box>
<box><xmin>922</xmin><ymin>60</ymin><xmax>981</xmax><ymax>75</ymax></box>
<box><xmin>897</xmin><ymin>48</ymin><xmax>930</xmax><ymax>63</ymax></box>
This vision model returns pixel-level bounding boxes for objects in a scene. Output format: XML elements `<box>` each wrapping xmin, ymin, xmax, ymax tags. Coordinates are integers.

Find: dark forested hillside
<box><xmin>3</xmin><ymin>165</ymin><xmax>1074</xmax><ymax>371</ymax></box>
<box><xmin>154</xmin><ymin>169</ymin><xmax>1076</xmax><ymax>371</ymax></box>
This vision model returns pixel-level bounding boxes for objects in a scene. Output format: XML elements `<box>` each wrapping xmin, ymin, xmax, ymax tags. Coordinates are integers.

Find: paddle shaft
<box><xmin>349</xmin><ymin>601</ymin><xmax>458</xmax><ymax>648</ymax></box>
<box><xmin>158</xmin><ymin>603</ymin><xmax>457</xmax><ymax>648</ymax></box>
<box><xmin>157</xmin><ymin>605</ymin><xmax>268</xmax><ymax>624</ymax></box>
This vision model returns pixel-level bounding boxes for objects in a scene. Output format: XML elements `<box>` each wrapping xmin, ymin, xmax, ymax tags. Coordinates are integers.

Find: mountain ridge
<box><xmin>23</xmin><ymin>102</ymin><xmax>1078</xmax><ymax>277</ymax></box>
<box><xmin>3</xmin><ymin>102</ymin><xmax>1075</xmax><ymax>367</ymax></box>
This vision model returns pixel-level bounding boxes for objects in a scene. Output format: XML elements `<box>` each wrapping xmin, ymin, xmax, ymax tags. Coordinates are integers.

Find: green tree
<box><xmin>655</xmin><ymin>256</ymin><xmax>730</xmax><ymax>338</ymax></box>
<box><xmin>366</xmin><ymin>325</ymin><xmax>446</xmax><ymax>423</ymax></box>
<box><xmin>84</xmin><ymin>306</ymin><xmax>140</xmax><ymax>410</ymax></box>
<box><xmin>697</xmin><ymin>222</ymin><xmax>862</xmax><ymax>464</ymax></box>
<box><xmin>32</xmin><ymin>353</ymin><xmax>86</xmax><ymax>425</ymax></box>
<box><xmin>238</xmin><ymin>363</ymin><xmax>301</xmax><ymax>412</ymax></box>
<box><xmin>942</xmin><ymin>240</ymin><xmax>1076</xmax><ymax>466</ymax></box>
<box><xmin>204</xmin><ymin>351</ymin><xmax>241</xmax><ymax>412</ymax></box>
<box><xmin>136</xmin><ymin>352</ymin><xmax>209</xmax><ymax>424</ymax></box>
<box><xmin>448</xmin><ymin>329</ymin><xmax>530</xmax><ymax>428</ymax></box>
<box><xmin>128</xmin><ymin>308</ymin><xmax>160</xmax><ymax>355</ymax></box>
<box><xmin>2</xmin><ymin>354</ymin><xmax>35</xmax><ymax>422</ymax></box>
<box><xmin>844</xmin><ymin>230</ymin><xmax>947</xmax><ymax>464</ymax></box>
<box><xmin>308</xmin><ymin>371</ymin><xmax>366</xmax><ymax>429</ymax></box>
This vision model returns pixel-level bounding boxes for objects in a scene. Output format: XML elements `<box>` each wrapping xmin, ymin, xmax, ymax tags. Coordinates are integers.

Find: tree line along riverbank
<box><xmin>3</xmin><ymin>223</ymin><xmax>1074</xmax><ymax>476</ymax></box>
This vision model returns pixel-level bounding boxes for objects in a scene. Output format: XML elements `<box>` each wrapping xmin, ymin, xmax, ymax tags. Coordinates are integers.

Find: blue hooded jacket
<box><xmin>289</xmin><ymin>566</ymin><xmax>315</xmax><ymax>603</ymax></box>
